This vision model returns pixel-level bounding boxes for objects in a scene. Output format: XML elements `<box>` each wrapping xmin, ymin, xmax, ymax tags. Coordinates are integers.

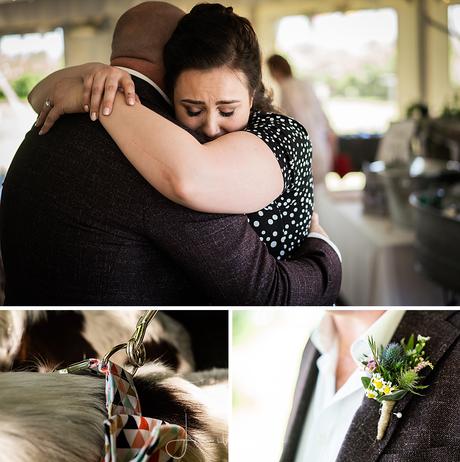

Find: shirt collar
<box><xmin>115</xmin><ymin>66</ymin><xmax>172</xmax><ymax>106</ymax></box>
<box><xmin>350</xmin><ymin>310</ymin><xmax>406</xmax><ymax>367</ymax></box>
<box><xmin>311</xmin><ymin>310</ymin><xmax>406</xmax><ymax>364</ymax></box>
<box><xmin>310</xmin><ymin>313</ymin><xmax>336</xmax><ymax>354</ymax></box>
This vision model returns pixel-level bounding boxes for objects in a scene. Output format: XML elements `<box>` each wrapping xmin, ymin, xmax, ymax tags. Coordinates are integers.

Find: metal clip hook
<box><xmin>101</xmin><ymin>342</ymin><xmax>127</xmax><ymax>367</ymax></box>
<box><xmin>101</xmin><ymin>310</ymin><xmax>158</xmax><ymax>375</ymax></box>
<box><xmin>125</xmin><ymin>310</ymin><xmax>157</xmax><ymax>371</ymax></box>
<box><xmin>58</xmin><ymin>359</ymin><xmax>93</xmax><ymax>375</ymax></box>
<box><xmin>57</xmin><ymin>310</ymin><xmax>158</xmax><ymax>377</ymax></box>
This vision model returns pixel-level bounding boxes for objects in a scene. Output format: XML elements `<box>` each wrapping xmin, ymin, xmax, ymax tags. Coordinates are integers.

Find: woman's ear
<box><xmin>250</xmin><ymin>93</ymin><xmax>255</xmax><ymax>109</ymax></box>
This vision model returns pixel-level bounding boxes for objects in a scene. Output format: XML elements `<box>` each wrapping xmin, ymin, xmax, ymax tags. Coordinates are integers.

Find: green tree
<box><xmin>12</xmin><ymin>74</ymin><xmax>42</xmax><ymax>99</ymax></box>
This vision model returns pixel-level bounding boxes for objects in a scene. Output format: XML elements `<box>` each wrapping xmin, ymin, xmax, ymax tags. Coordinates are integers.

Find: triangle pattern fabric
<box><xmin>80</xmin><ymin>358</ymin><xmax>186</xmax><ymax>462</ymax></box>
<box><xmin>125</xmin><ymin>415</ymin><xmax>139</xmax><ymax>430</ymax></box>
<box><xmin>116</xmin><ymin>427</ymin><xmax>131</xmax><ymax>449</ymax></box>
<box><xmin>139</xmin><ymin>417</ymin><xmax>150</xmax><ymax>431</ymax></box>
<box><xmin>131</xmin><ymin>431</ymin><xmax>146</xmax><ymax>449</ymax></box>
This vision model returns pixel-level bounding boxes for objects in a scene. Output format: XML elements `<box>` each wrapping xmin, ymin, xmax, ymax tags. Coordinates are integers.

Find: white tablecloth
<box><xmin>315</xmin><ymin>185</ymin><xmax>443</xmax><ymax>306</ymax></box>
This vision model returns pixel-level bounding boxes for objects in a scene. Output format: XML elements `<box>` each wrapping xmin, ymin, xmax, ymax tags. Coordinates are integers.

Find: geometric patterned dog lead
<box><xmin>84</xmin><ymin>359</ymin><xmax>187</xmax><ymax>462</ymax></box>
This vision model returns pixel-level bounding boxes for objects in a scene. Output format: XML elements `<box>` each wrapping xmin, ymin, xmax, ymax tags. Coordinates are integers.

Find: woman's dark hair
<box><xmin>163</xmin><ymin>3</ymin><xmax>274</xmax><ymax>112</ymax></box>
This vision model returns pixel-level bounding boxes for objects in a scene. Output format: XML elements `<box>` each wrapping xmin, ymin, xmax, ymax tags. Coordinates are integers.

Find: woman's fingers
<box><xmin>34</xmin><ymin>99</ymin><xmax>53</xmax><ymax>128</ymax></box>
<box><xmin>118</xmin><ymin>76</ymin><xmax>136</xmax><ymax>107</ymax></box>
<box><xmin>100</xmin><ymin>76</ymin><xmax>119</xmax><ymax>116</ymax></box>
<box><xmin>38</xmin><ymin>105</ymin><xmax>64</xmax><ymax>135</ymax></box>
<box><xmin>119</xmin><ymin>75</ymin><xmax>136</xmax><ymax>107</ymax></box>
<box><xmin>100</xmin><ymin>73</ymin><xmax>137</xmax><ymax>116</ymax></box>
<box><xmin>89</xmin><ymin>70</ymin><xmax>107</xmax><ymax>121</ymax></box>
<box><xmin>82</xmin><ymin>73</ymin><xmax>94</xmax><ymax>113</ymax></box>
<box><xmin>36</xmin><ymin>78</ymin><xmax>86</xmax><ymax>134</ymax></box>
<box><xmin>100</xmin><ymin>73</ymin><xmax>136</xmax><ymax>116</ymax></box>
<box><xmin>87</xmin><ymin>68</ymin><xmax>136</xmax><ymax>120</ymax></box>
<box><xmin>33</xmin><ymin>66</ymin><xmax>136</xmax><ymax>131</ymax></box>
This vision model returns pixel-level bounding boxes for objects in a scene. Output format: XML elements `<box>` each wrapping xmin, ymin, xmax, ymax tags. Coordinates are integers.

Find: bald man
<box><xmin>1</xmin><ymin>2</ymin><xmax>341</xmax><ymax>305</ymax></box>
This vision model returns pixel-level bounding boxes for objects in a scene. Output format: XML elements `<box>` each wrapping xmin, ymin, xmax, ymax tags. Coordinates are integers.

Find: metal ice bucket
<box><xmin>410</xmin><ymin>185</ymin><xmax>460</xmax><ymax>293</ymax></box>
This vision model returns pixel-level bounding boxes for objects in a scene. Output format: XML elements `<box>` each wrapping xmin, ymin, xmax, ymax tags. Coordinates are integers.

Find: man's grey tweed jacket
<box><xmin>280</xmin><ymin>310</ymin><xmax>460</xmax><ymax>462</ymax></box>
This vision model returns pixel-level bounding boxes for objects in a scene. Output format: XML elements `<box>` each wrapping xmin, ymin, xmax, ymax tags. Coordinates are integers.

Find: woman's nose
<box><xmin>201</xmin><ymin>115</ymin><xmax>222</xmax><ymax>140</ymax></box>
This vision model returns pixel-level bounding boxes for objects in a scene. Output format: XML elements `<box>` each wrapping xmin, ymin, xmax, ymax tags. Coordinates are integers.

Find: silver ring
<box><xmin>44</xmin><ymin>98</ymin><xmax>52</xmax><ymax>108</ymax></box>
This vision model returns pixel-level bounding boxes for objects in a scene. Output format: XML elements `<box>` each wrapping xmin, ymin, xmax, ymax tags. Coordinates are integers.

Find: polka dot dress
<box><xmin>245</xmin><ymin>111</ymin><xmax>314</xmax><ymax>260</ymax></box>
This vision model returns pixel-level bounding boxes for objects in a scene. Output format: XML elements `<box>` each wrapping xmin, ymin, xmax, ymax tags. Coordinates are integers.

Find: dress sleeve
<box><xmin>244</xmin><ymin>111</ymin><xmax>312</xmax><ymax>191</ymax></box>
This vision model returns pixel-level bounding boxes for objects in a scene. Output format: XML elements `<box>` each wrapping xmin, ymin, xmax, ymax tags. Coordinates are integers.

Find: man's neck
<box><xmin>110</xmin><ymin>57</ymin><xmax>166</xmax><ymax>92</ymax></box>
<box><xmin>331</xmin><ymin>310</ymin><xmax>386</xmax><ymax>390</ymax></box>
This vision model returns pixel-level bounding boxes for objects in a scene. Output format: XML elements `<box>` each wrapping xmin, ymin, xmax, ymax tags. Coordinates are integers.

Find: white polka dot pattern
<box><xmin>245</xmin><ymin>111</ymin><xmax>314</xmax><ymax>260</ymax></box>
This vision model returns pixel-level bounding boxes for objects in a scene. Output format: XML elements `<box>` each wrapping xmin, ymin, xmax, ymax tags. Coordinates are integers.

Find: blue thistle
<box><xmin>380</xmin><ymin>342</ymin><xmax>405</xmax><ymax>369</ymax></box>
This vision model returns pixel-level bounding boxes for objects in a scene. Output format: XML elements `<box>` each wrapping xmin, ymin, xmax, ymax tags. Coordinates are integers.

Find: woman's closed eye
<box><xmin>219</xmin><ymin>109</ymin><xmax>235</xmax><ymax>117</ymax></box>
<box><xmin>186</xmin><ymin>108</ymin><xmax>202</xmax><ymax>117</ymax></box>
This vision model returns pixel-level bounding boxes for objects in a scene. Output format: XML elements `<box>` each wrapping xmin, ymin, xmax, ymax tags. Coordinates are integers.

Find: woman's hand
<box><xmin>35</xmin><ymin>77</ymin><xmax>85</xmax><ymax>134</ymax></box>
<box><xmin>309</xmin><ymin>212</ymin><xmax>329</xmax><ymax>238</ymax></box>
<box><xmin>35</xmin><ymin>65</ymin><xmax>137</xmax><ymax>134</ymax></box>
<box><xmin>82</xmin><ymin>65</ymin><xmax>136</xmax><ymax>121</ymax></box>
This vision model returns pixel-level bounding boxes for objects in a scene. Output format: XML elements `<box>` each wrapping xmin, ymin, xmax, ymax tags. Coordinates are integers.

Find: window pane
<box><xmin>275</xmin><ymin>9</ymin><xmax>398</xmax><ymax>134</ymax></box>
<box><xmin>449</xmin><ymin>4</ymin><xmax>460</xmax><ymax>89</ymax></box>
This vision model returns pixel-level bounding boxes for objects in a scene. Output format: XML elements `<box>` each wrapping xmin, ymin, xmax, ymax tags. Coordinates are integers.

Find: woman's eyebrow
<box><xmin>181</xmin><ymin>99</ymin><xmax>205</xmax><ymax>105</ymax></box>
<box><xmin>216</xmin><ymin>100</ymin><xmax>240</xmax><ymax>104</ymax></box>
<box><xmin>180</xmin><ymin>99</ymin><xmax>240</xmax><ymax>105</ymax></box>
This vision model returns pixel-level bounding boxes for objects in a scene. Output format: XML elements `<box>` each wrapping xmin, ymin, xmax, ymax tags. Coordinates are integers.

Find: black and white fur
<box><xmin>0</xmin><ymin>365</ymin><xmax>228</xmax><ymax>462</ymax></box>
<box><xmin>0</xmin><ymin>310</ymin><xmax>228</xmax><ymax>460</ymax></box>
<box><xmin>0</xmin><ymin>310</ymin><xmax>195</xmax><ymax>373</ymax></box>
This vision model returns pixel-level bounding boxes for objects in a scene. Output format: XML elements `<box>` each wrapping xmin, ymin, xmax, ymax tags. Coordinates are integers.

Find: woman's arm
<box><xmin>100</xmin><ymin>93</ymin><xmax>284</xmax><ymax>214</ymax></box>
<box><xmin>34</xmin><ymin>68</ymin><xmax>283</xmax><ymax>214</ymax></box>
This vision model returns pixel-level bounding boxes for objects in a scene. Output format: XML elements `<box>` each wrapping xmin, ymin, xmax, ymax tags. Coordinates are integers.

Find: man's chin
<box><xmin>326</xmin><ymin>309</ymin><xmax>387</xmax><ymax>318</ymax></box>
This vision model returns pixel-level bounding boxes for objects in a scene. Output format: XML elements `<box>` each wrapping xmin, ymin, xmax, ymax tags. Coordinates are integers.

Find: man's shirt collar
<box><xmin>115</xmin><ymin>66</ymin><xmax>172</xmax><ymax>105</ymax></box>
<box><xmin>311</xmin><ymin>310</ymin><xmax>406</xmax><ymax>362</ymax></box>
<box><xmin>350</xmin><ymin>310</ymin><xmax>406</xmax><ymax>367</ymax></box>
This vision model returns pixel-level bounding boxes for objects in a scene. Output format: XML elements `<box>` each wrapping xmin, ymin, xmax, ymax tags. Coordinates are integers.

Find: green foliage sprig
<box><xmin>361</xmin><ymin>334</ymin><xmax>433</xmax><ymax>403</ymax></box>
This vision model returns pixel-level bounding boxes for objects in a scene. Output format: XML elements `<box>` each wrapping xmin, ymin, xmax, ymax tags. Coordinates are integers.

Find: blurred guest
<box><xmin>267</xmin><ymin>54</ymin><xmax>336</xmax><ymax>184</ymax></box>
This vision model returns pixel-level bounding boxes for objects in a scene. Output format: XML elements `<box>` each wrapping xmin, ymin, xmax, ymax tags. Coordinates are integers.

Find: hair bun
<box><xmin>225</xmin><ymin>6</ymin><xmax>233</xmax><ymax>13</ymax></box>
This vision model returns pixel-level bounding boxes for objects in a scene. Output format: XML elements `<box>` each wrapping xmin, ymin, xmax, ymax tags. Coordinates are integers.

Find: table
<box><xmin>315</xmin><ymin>185</ymin><xmax>443</xmax><ymax>306</ymax></box>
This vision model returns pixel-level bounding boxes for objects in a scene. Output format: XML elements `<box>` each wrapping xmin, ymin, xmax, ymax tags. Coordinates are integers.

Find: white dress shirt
<box><xmin>294</xmin><ymin>310</ymin><xmax>405</xmax><ymax>462</ymax></box>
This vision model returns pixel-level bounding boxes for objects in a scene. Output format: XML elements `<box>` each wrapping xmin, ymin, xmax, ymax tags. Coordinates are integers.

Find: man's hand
<box><xmin>310</xmin><ymin>212</ymin><xmax>329</xmax><ymax>239</ymax></box>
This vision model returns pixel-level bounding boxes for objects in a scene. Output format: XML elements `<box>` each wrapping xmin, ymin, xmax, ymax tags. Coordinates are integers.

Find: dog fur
<box><xmin>0</xmin><ymin>366</ymin><xmax>228</xmax><ymax>462</ymax></box>
<box><xmin>0</xmin><ymin>310</ymin><xmax>195</xmax><ymax>373</ymax></box>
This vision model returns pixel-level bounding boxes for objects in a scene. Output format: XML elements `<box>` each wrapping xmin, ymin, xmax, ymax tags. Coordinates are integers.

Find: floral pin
<box><xmin>360</xmin><ymin>334</ymin><xmax>433</xmax><ymax>440</ymax></box>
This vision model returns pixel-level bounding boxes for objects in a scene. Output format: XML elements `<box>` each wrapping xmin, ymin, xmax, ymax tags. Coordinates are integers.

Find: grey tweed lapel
<box><xmin>336</xmin><ymin>310</ymin><xmax>459</xmax><ymax>462</ymax></box>
<box><xmin>279</xmin><ymin>340</ymin><xmax>320</xmax><ymax>462</ymax></box>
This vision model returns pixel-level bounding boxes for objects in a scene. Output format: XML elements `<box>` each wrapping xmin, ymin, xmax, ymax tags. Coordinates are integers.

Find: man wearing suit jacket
<box><xmin>0</xmin><ymin>2</ymin><xmax>341</xmax><ymax>306</ymax></box>
<box><xmin>280</xmin><ymin>310</ymin><xmax>460</xmax><ymax>462</ymax></box>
